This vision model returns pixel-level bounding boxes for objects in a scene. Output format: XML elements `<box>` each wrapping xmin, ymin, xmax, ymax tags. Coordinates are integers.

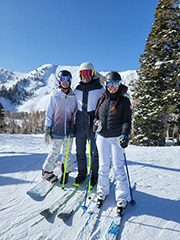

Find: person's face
<box><xmin>80</xmin><ymin>69</ymin><xmax>94</xmax><ymax>83</ymax></box>
<box><xmin>106</xmin><ymin>80</ymin><xmax>120</xmax><ymax>93</ymax></box>
<box><xmin>107</xmin><ymin>86</ymin><xmax>119</xmax><ymax>94</ymax></box>
<box><xmin>81</xmin><ymin>75</ymin><xmax>92</xmax><ymax>83</ymax></box>
<box><xmin>60</xmin><ymin>81</ymin><xmax>70</xmax><ymax>91</ymax></box>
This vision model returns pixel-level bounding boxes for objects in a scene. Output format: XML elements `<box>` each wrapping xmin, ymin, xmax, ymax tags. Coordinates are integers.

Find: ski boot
<box><xmin>73</xmin><ymin>174</ymin><xmax>86</xmax><ymax>188</ymax></box>
<box><xmin>42</xmin><ymin>170</ymin><xmax>58</xmax><ymax>184</ymax></box>
<box><xmin>96</xmin><ymin>193</ymin><xmax>105</xmax><ymax>208</ymax></box>
<box><xmin>116</xmin><ymin>200</ymin><xmax>128</xmax><ymax>216</ymax></box>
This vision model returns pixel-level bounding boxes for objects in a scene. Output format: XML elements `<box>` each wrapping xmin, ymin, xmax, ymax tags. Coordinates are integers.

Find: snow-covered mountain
<box><xmin>0</xmin><ymin>64</ymin><xmax>138</xmax><ymax>112</ymax></box>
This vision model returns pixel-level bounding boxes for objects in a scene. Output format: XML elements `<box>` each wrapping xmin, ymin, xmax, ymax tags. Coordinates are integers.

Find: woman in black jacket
<box><xmin>94</xmin><ymin>71</ymin><xmax>132</xmax><ymax>214</ymax></box>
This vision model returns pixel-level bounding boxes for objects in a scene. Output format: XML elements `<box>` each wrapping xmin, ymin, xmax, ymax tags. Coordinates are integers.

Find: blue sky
<box><xmin>0</xmin><ymin>0</ymin><xmax>159</xmax><ymax>72</ymax></box>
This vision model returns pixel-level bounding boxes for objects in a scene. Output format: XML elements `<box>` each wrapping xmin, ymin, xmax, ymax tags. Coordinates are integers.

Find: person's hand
<box><xmin>45</xmin><ymin>127</ymin><xmax>52</xmax><ymax>144</ymax></box>
<box><xmin>118</xmin><ymin>134</ymin><xmax>129</xmax><ymax>148</ymax></box>
<box><xmin>93</xmin><ymin>120</ymin><xmax>102</xmax><ymax>133</ymax></box>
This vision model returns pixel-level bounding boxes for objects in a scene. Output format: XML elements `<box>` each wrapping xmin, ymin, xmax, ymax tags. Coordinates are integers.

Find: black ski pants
<box><xmin>75</xmin><ymin>129</ymin><xmax>99</xmax><ymax>181</ymax></box>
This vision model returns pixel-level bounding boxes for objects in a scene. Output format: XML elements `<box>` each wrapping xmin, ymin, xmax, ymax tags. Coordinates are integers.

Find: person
<box><xmin>93</xmin><ymin>71</ymin><xmax>132</xmax><ymax>214</ymax></box>
<box><xmin>74</xmin><ymin>62</ymin><xmax>104</xmax><ymax>188</ymax></box>
<box><xmin>42</xmin><ymin>70</ymin><xmax>77</xmax><ymax>184</ymax></box>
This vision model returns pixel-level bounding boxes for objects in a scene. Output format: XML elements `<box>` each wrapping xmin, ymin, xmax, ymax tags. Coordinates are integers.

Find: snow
<box><xmin>155</xmin><ymin>60</ymin><xmax>173</xmax><ymax>67</ymax></box>
<box><xmin>0</xmin><ymin>97</ymin><xmax>17</xmax><ymax>111</ymax></box>
<box><xmin>0</xmin><ymin>134</ymin><xmax>180</xmax><ymax>240</ymax></box>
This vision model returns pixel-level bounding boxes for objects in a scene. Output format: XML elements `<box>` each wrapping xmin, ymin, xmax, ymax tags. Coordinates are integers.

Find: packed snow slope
<box><xmin>0</xmin><ymin>134</ymin><xmax>180</xmax><ymax>240</ymax></box>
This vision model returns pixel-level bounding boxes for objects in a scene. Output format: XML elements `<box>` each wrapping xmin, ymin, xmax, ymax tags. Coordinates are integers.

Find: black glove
<box><xmin>118</xmin><ymin>134</ymin><xmax>129</xmax><ymax>148</ymax></box>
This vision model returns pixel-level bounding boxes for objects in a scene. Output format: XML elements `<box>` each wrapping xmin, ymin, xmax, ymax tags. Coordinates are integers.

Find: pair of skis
<box><xmin>75</xmin><ymin>179</ymin><xmax>114</xmax><ymax>240</ymax></box>
<box><xmin>40</xmin><ymin>179</ymin><xmax>97</xmax><ymax>221</ymax></box>
<box><xmin>76</xmin><ymin>183</ymin><xmax>136</xmax><ymax>240</ymax></box>
<box><xmin>40</xmin><ymin>181</ymin><xmax>87</xmax><ymax>219</ymax></box>
<box><xmin>27</xmin><ymin>177</ymin><xmax>91</xmax><ymax>220</ymax></box>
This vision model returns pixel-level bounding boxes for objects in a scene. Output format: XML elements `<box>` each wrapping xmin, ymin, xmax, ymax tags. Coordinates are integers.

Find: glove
<box><xmin>45</xmin><ymin>127</ymin><xmax>52</xmax><ymax>144</ymax></box>
<box><xmin>118</xmin><ymin>134</ymin><xmax>129</xmax><ymax>148</ymax></box>
<box><xmin>93</xmin><ymin>120</ymin><xmax>102</xmax><ymax>133</ymax></box>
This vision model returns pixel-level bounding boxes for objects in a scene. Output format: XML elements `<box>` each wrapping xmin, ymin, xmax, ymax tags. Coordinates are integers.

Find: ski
<box><xmin>27</xmin><ymin>179</ymin><xmax>57</xmax><ymax>200</ymax></box>
<box><xmin>40</xmin><ymin>181</ymin><xmax>87</xmax><ymax>218</ymax></box>
<box><xmin>103</xmin><ymin>208</ymin><xmax>125</xmax><ymax>240</ymax></box>
<box><xmin>75</xmin><ymin>180</ymin><xmax>114</xmax><ymax>240</ymax></box>
<box><xmin>75</xmin><ymin>200</ymin><xmax>102</xmax><ymax>240</ymax></box>
<box><xmin>88</xmin><ymin>207</ymin><xmax>113</xmax><ymax>240</ymax></box>
<box><xmin>57</xmin><ymin>189</ymin><xmax>86</xmax><ymax>220</ymax></box>
<box><xmin>103</xmin><ymin>184</ymin><xmax>136</xmax><ymax>240</ymax></box>
<box><xmin>57</xmin><ymin>185</ymin><xmax>96</xmax><ymax>221</ymax></box>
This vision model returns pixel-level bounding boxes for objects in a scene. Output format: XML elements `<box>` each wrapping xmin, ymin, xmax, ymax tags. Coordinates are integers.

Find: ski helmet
<box><xmin>79</xmin><ymin>62</ymin><xmax>94</xmax><ymax>71</ymax></box>
<box><xmin>58</xmin><ymin>70</ymin><xmax>72</xmax><ymax>82</ymax></box>
<box><xmin>57</xmin><ymin>70</ymin><xmax>72</xmax><ymax>88</ymax></box>
<box><xmin>79</xmin><ymin>62</ymin><xmax>94</xmax><ymax>78</ymax></box>
<box><xmin>105</xmin><ymin>71</ymin><xmax>122</xmax><ymax>88</ymax></box>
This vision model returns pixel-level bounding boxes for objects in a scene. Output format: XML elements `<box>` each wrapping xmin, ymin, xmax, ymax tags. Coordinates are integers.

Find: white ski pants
<box><xmin>96</xmin><ymin>134</ymin><xmax>131</xmax><ymax>202</ymax></box>
<box><xmin>42</xmin><ymin>137</ymin><xmax>74</xmax><ymax>173</ymax></box>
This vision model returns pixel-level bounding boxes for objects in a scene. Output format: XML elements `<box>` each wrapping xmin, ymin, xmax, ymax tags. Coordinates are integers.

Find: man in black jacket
<box><xmin>74</xmin><ymin>62</ymin><xmax>104</xmax><ymax>187</ymax></box>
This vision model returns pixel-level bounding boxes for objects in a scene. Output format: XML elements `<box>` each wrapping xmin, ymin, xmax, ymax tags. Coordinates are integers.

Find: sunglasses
<box><xmin>80</xmin><ymin>69</ymin><xmax>94</xmax><ymax>77</ymax></box>
<box><xmin>106</xmin><ymin>80</ymin><xmax>122</xmax><ymax>88</ymax></box>
<box><xmin>59</xmin><ymin>76</ymin><xmax>71</xmax><ymax>82</ymax></box>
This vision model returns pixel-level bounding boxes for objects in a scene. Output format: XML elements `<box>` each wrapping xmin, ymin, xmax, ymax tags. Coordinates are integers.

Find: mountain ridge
<box><xmin>0</xmin><ymin>64</ymin><xmax>138</xmax><ymax>112</ymax></box>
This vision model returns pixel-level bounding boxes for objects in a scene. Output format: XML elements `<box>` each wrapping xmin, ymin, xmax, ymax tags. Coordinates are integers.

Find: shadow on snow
<box><xmin>118</xmin><ymin>189</ymin><xmax>180</xmax><ymax>239</ymax></box>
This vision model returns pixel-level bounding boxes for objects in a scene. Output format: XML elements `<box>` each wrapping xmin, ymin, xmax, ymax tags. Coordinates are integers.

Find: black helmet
<box><xmin>58</xmin><ymin>70</ymin><xmax>72</xmax><ymax>82</ymax></box>
<box><xmin>105</xmin><ymin>71</ymin><xmax>121</xmax><ymax>83</ymax></box>
<box><xmin>105</xmin><ymin>71</ymin><xmax>122</xmax><ymax>88</ymax></box>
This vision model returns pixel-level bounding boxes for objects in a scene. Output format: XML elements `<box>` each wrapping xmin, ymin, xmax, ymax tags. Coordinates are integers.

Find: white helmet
<box><xmin>79</xmin><ymin>62</ymin><xmax>94</xmax><ymax>71</ymax></box>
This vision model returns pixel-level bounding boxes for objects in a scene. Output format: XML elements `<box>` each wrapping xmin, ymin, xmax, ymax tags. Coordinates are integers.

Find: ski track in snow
<box><xmin>0</xmin><ymin>134</ymin><xmax>180</xmax><ymax>240</ymax></box>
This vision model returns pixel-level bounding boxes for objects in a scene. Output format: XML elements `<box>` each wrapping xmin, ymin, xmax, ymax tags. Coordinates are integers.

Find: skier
<box><xmin>93</xmin><ymin>71</ymin><xmax>132</xmax><ymax>214</ymax></box>
<box><xmin>42</xmin><ymin>70</ymin><xmax>77</xmax><ymax>184</ymax></box>
<box><xmin>73</xmin><ymin>62</ymin><xmax>104</xmax><ymax>188</ymax></box>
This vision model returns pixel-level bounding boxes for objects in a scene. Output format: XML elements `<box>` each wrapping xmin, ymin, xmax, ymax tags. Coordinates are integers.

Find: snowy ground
<box><xmin>0</xmin><ymin>134</ymin><xmax>180</xmax><ymax>240</ymax></box>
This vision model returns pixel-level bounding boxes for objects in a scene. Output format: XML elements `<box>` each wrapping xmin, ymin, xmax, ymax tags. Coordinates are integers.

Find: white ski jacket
<box><xmin>45</xmin><ymin>88</ymin><xmax>77</xmax><ymax>139</ymax></box>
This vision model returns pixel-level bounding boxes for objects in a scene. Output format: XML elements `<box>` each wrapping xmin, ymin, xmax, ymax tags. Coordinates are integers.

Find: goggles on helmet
<box><xmin>59</xmin><ymin>76</ymin><xmax>71</xmax><ymax>82</ymax></box>
<box><xmin>80</xmin><ymin>69</ymin><xmax>94</xmax><ymax>77</ymax></box>
<box><xmin>106</xmin><ymin>80</ymin><xmax>122</xmax><ymax>88</ymax></box>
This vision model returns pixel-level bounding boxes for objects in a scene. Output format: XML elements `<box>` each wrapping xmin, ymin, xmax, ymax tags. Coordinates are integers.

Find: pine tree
<box><xmin>133</xmin><ymin>0</ymin><xmax>179</xmax><ymax>146</ymax></box>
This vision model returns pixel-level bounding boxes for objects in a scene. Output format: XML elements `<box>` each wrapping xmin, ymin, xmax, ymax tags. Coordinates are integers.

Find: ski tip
<box><xmin>40</xmin><ymin>210</ymin><xmax>51</xmax><ymax>218</ymax></box>
<box><xmin>26</xmin><ymin>192</ymin><xmax>45</xmax><ymax>201</ymax></box>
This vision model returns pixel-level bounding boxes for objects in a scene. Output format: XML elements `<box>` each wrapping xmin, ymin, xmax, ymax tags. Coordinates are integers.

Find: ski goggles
<box><xmin>59</xmin><ymin>76</ymin><xmax>71</xmax><ymax>82</ymax></box>
<box><xmin>106</xmin><ymin>80</ymin><xmax>122</xmax><ymax>88</ymax></box>
<box><xmin>80</xmin><ymin>69</ymin><xmax>94</xmax><ymax>77</ymax></box>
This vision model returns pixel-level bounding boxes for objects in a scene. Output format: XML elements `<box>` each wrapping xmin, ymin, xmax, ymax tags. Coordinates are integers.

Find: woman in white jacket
<box><xmin>42</xmin><ymin>70</ymin><xmax>77</xmax><ymax>184</ymax></box>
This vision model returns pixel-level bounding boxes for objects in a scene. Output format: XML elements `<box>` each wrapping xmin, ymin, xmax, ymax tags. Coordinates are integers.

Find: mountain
<box><xmin>0</xmin><ymin>64</ymin><xmax>138</xmax><ymax>112</ymax></box>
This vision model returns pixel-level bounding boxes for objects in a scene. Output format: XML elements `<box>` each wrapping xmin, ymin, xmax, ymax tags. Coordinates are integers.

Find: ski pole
<box><xmin>61</xmin><ymin>136</ymin><xmax>71</xmax><ymax>189</ymax></box>
<box><xmin>87</xmin><ymin>139</ymin><xmax>92</xmax><ymax>199</ymax></box>
<box><xmin>123</xmin><ymin>151</ymin><xmax>136</xmax><ymax>205</ymax></box>
<box><xmin>81</xmin><ymin>138</ymin><xmax>92</xmax><ymax>212</ymax></box>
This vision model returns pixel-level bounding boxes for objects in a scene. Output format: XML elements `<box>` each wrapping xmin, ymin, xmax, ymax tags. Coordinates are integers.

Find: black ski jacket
<box><xmin>96</xmin><ymin>85</ymin><xmax>132</xmax><ymax>138</ymax></box>
<box><xmin>74</xmin><ymin>78</ymin><xmax>104</xmax><ymax>134</ymax></box>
